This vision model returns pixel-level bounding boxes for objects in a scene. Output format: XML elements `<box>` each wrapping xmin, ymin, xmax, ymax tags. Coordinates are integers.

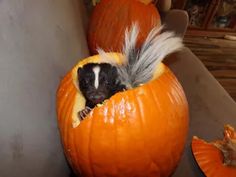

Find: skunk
<box><xmin>78</xmin><ymin>24</ymin><xmax>183</xmax><ymax>120</ymax></box>
<box><xmin>77</xmin><ymin>63</ymin><xmax>126</xmax><ymax>118</ymax></box>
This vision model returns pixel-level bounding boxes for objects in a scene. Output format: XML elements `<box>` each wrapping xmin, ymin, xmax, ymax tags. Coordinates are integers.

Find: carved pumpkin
<box><xmin>56</xmin><ymin>53</ymin><xmax>189</xmax><ymax>177</ymax></box>
<box><xmin>192</xmin><ymin>125</ymin><xmax>236</xmax><ymax>177</ymax></box>
<box><xmin>88</xmin><ymin>0</ymin><xmax>161</xmax><ymax>54</ymax></box>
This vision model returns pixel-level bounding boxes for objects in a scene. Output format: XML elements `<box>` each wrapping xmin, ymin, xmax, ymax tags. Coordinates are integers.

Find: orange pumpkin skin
<box><xmin>192</xmin><ymin>131</ymin><xmax>236</xmax><ymax>177</ymax></box>
<box><xmin>88</xmin><ymin>0</ymin><xmax>161</xmax><ymax>54</ymax></box>
<box><xmin>56</xmin><ymin>54</ymin><xmax>189</xmax><ymax>177</ymax></box>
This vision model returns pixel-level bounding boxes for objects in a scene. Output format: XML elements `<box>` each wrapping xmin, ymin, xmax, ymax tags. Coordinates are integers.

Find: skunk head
<box><xmin>78</xmin><ymin>63</ymin><xmax>121</xmax><ymax>107</ymax></box>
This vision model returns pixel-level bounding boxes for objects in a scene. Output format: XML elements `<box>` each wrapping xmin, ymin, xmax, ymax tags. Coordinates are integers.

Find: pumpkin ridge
<box><xmin>58</xmin><ymin>72</ymin><xmax>74</xmax><ymax>96</ymax></box>
<box><xmin>168</xmin><ymin>71</ymin><xmax>189</xmax><ymax>131</ymax></box>
<box><xmin>64</xmin><ymin>91</ymin><xmax>77</xmax><ymax>162</ymax></box>
<box><xmin>61</xmin><ymin>87</ymin><xmax>76</xmax><ymax>143</ymax></box>
<box><xmin>156</xmin><ymin>74</ymin><xmax>174</xmax><ymax>176</ymax></box>
<box><xmin>71</xmin><ymin>139</ymin><xmax>80</xmax><ymax>175</ymax></box>
<box><xmin>102</xmin><ymin>0</ymin><xmax>116</xmax><ymax>49</ymax></box>
<box><xmin>113</xmin><ymin>0</ymin><xmax>128</xmax><ymax>51</ymax></box>
<box><xmin>120</xmin><ymin>1</ymin><xmax>132</xmax><ymax>50</ymax></box>
<box><xmin>163</xmin><ymin>81</ymin><xmax>176</xmax><ymax>175</ymax></box>
<box><xmin>109</xmin><ymin>97</ymin><xmax>119</xmax><ymax>175</ymax></box>
<box><xmin>148</xmin><ymin>78</ymin><xmax>165</xmax><ymax>167</ymax></box>
<box><xmin>57</xmin><ymin>74</ymin><xmax>73</xmax><ymax>117</ymax></box>
<box><xmin>132</xmin><ymin>88</ymin><xmax>150</xmax><ymax>170</ymax></box>
<box><xmin>149</xmin><ymin>80</ymin><xmax>162</xmax><ymax>116</ymax></box>
<box><xmin>97</xmin><ymin>1</ymin><xmax>111</xmax><ymax>50</ymax></box>
<box><xmin>171</xmin><ymin>75</ymin><xmax>186</xmax><ymax>107</ymax></box>
<box><xmin>58</xmin><ymin>83</ymin><xmax>74</xmax><ymax>120</ymax></box>
<box><xmin>88</xmin><ymin>110</ymin><xmax>96</xmax><ymax>177</ymax></box>
<box><xmin>113</xmin><ymin>98</ymin><xmax>119</xmax><ymax>175</ymax></box>
<box><xmin>70</xmin><ymin>106</ymin><xmax>81</xmax><ymax>173</ymax></box>
<box><xmin>57</xmin><ymin>83</ymin><xmax>68</xmax><ymax>117</ymax></box>
<box><xmin>160</xmin><ymin>72</ymin><xmax>188</xmax><ymax>175</ymax></box>
<box><xmin>57</xmin><ymin>72</ymin><xmax>72</xmax><ymax>94</ymax></box>
<box><xmin>143</xmin><ymin>78</ymin><xmax>166</xmax><ymax>174</ymax></box>
<box><xmin>70</xmin><ymin>111</ymin><xmax>82</xmax><ymax>175</ymax></box>
<box><xmin>61</xmin><ymin>90</ymin><xmax>75</xmax><ymax>169</ymax></box>
<box><xmin>134</xmin><ymin>83</ymin><xmax>156</xmax><ymax>168</ymax></box>
<box><xmin>102</xmin><ymin>0</ymin><xmax>120</xmax><ymax>51</ymax></box>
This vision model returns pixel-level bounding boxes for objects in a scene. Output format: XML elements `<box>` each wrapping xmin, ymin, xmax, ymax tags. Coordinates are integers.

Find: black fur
<box><xmin>77</xmin><ymin>63</ymin><xmax>126</xmax><ymax>117</ymax></box>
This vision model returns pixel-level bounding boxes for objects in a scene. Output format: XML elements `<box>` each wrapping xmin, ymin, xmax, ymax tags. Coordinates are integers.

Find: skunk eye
<box><xmin>100</xmin><ymin>75</ymin><xmax>108</xmax><ymax>84</ymax></box>
<box><xmin>82</xmin><ymin>78</ymin><xmax>89</xmax><ymax>85</ymax></box>
<box><xmin>104</xmin><ymin>80</ymin><xmax>109</xmax><ymax>85</ymax></box>
<box><xmin>101</xmin><ymin>77</ymin><xmax>109</xmax><ymax>85</ymax></box>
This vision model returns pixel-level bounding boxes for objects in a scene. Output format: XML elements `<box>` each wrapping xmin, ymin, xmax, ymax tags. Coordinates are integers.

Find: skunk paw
<box><xmin>78</xmin><ymin>106</ymin><xmax>92</xmax><ymax>120</ymax></box>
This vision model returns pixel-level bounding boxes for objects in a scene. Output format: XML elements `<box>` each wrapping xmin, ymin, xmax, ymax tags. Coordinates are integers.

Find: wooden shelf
<box><xmin>186</xmin><ymin>29</ymin><xmax>236</xmax><ymax>38</ymax></box>
<box><xmin>172</xmin><ymin>0</ymin><xmax>236</xmax><ymax>37</ymax></box>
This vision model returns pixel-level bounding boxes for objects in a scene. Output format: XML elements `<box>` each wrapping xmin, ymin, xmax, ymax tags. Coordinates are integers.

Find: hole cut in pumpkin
<box><xmin>70</xmin><ymin>53</ymin><xmax>165</xmax><ymax>128</ymax></box>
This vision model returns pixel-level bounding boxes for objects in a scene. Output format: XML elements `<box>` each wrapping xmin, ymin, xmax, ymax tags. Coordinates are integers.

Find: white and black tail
<box><xmin>98</xmin><ymin>23</ymin><xmax>183</xmax><ymax>88</ymax></box>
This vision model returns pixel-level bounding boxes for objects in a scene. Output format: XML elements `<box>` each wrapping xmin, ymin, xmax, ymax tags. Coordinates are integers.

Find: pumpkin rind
<box><xmin>56</xmin><ymin>54</ymin><xmax>189</xmax><ymax>177</ymax></box>
<box><xmin>88</xmin><ymin>0</ymin><xmax>161</xmax><ymax>54</ymax></box>
<box><xmin>192</xmin><ymin>136</ymin><xmax>236</xmax><ymax>177</ymax></box>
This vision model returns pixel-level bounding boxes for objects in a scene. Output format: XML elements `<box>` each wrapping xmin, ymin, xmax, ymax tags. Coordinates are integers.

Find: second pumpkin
<box><xmin>88</xmin><ymin>0</ymin><xmax>161</xmax><ymax>54</ymax></box>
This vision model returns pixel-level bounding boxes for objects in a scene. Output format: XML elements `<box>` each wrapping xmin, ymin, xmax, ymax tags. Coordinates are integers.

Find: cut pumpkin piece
<box><xmin>192</xmin><ymin>125</ymin><xmax>236</xmax><ymax>177</ymax></box>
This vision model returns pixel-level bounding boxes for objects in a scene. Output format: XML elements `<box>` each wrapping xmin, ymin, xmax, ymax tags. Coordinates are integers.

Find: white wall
<box><xmin>0</xmin><ymin>0</ymin><xmax>88</xmax><ymax>176</ymax></box>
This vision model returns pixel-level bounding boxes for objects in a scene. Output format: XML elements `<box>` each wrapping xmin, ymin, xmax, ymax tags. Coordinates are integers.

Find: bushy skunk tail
<box><xmin>98</xmin><ymin>23</ymin><xmax>183</xmax><ymax>88</ymax></box>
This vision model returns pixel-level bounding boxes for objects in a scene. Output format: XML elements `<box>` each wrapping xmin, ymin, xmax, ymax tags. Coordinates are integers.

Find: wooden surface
<box><xmin>186</xmin><ymin>29</ymin><xmax>236</xmax><ymax>38</ymax></box>
<box><xmin>184</xmin><ymin>36</ymin><xmax>236</xmax><ymax>101</ymax></box>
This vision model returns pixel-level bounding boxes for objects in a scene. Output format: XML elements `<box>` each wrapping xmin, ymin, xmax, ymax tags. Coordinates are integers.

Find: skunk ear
<box><xmin>111</xmin><ymin>66</ymin><xmax>118</xmax><ymax>75</ymax></box>
<box><xmin>77</xmin><ymin>67</ymin><xmax>82</xmax><ymax>76</ymax></box>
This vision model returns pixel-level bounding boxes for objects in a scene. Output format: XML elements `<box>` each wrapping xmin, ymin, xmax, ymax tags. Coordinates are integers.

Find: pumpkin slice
<box><xmin>56</xmin><ymin>53</ymin><xmax>189</xmax><ymax>177</ymax></box>
<box><xmin>192</xmin><ymin>125</ymin><xmax>236</xmax><ymax>177</ymax></box>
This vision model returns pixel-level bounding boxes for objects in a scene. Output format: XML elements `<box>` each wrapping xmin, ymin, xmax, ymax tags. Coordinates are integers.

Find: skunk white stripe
<box><xmin>93</xmin><ymin>66</ymin><xmax>100</xmax><ymax>89</ymax></box>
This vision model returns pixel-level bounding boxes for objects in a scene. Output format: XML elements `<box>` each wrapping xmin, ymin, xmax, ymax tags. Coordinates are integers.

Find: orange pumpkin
<box><xmin>192</xmin><ymin>125</ymin><xmax>236</xmax><ymax>177</ymax></box>
<box><xmin>56</xmin><ymin>53</ymin><xmax>189</xmax><ymax>177</ymax></box>
<box><xmin>88</xmin><ymin>0</ymin><xmax>161</xmax><ymax>54</ymax></box>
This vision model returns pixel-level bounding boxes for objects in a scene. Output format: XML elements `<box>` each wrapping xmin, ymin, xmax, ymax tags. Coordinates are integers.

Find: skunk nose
<box><xmin>88</xmin><ymin>93</ymin><xmax>105</xmax><ymax>104</ymax></box>
<box><xmin>93</xmin><ymin>94</ymin><xmax>104</xmax><ymax>100</ymax></box>
<box><xmin>94</xmin><ymin>95</ymin><xmax>105</xmax><ymax>103</ymax></box>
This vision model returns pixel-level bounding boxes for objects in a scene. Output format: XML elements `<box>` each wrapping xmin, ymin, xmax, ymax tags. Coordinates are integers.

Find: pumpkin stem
<box><xmin>92</xmin><ymin>0</ymin><xmax>100</xmax><ymax>6</ymax></box>
<box><xmin>137</xmin><ymin>0</ymin><xmax>153</xmax><ymax>5</ymax></box>
<box><xmin>214</xmin><ymin>125</ymin><xmax>236</xmax><ymax>167</ymax></box>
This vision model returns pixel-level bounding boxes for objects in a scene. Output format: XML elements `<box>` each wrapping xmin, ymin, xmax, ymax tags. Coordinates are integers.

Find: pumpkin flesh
<box><xmin>192</xmin><ymin>125</ymin><xmax>236</xmax><ymax>177</ymax></box>
<box><xmin>57</xmin><ymin>53</ymin><xmax>189</xmax><ymax>177</ymax></box>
